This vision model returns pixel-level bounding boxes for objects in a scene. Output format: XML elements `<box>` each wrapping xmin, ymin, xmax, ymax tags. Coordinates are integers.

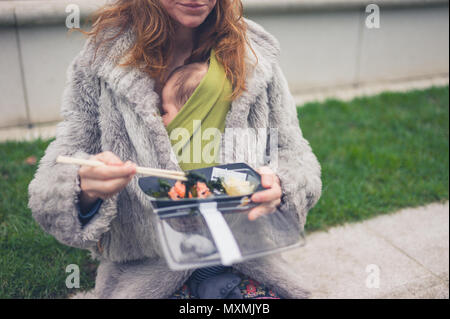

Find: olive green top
<box><xmin>166</xmin><ymin>48</ymin><xmax>232</xmax><ymax>171</ymax></box>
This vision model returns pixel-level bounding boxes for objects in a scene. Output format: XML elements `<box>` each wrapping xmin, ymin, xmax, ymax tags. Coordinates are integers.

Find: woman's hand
<box><xmin>248</xmin><ymin>166</ymin><xmax>282</xmax><ymax>221</ymax></box>
<box><xmin>78</xmin><ymin>151</ymin><xmax>136</xmax><ymax>212</ymax></box>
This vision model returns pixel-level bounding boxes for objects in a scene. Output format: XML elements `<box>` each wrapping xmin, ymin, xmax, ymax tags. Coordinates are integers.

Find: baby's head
<box><xmin>161</xmin><ymin>62</ymin><xmax>209</xmax><ymax>126</ymax></box>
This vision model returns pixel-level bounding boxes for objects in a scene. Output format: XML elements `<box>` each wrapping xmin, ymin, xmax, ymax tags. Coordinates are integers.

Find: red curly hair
<box><xmin>79</xmin><ymin>0</ymin><xmax>257</xmax><ymax>100</ymax></box>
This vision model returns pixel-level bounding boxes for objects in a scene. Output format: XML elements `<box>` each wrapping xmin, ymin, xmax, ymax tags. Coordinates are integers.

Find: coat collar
<box><xmin>91</xmin><ymin>19</ymin><xmax>279</xmax><ymax>169</ymax></box>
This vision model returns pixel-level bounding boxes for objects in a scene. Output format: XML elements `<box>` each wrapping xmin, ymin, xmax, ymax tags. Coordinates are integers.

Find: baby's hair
<box><xmin>165</xmin><ymin>62</ymin><xmax>209</xmax><ymax>109</ymax></box>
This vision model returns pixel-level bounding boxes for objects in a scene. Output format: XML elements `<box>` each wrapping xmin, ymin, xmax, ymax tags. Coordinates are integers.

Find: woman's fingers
<box><xmin>247</xmin><ymin>166</ymin><xmax>283</xmax><ymax>221</ymax></box>
<box><xmin>79</xmin><ymin>151</ymin><xmax>136</xmax><ymax>201</ymax></box>
<box><xmin>248</xmin><ymin>200</ymin><xmax>281</xmax><ymax>221</ymax></box>
<box><xmin>81</xmin><ymin>174</ymin><xmax>134</xmax><ymax>199</ymax></box>
<box><xmin>251</xmin><ymin>185</ymin><xmax>282</xmax><ymax>203</ymax></box>
<box><xmin>256</xmin><ymin>166</ymin><xmax>280</xmax><ymax>188</ymax></box>
<box><xmin>93</xmin><ymin>151</ymin><xmax>124</xmax><ymax>166</ymax></box>
<box><xmin>79</xmin><ymin>162</ymin><xmax>136</xmax><ymax>180</ymax></box>
<box><xmin>251</xmin><ymin>173</ymin><xmax>282</xmax><ymax>203</ymax></box>
<box><xmin>79</xmin><ymin>151</ymin><xmax>137</xmax><ymax>180</ymax></box>
<box><xmin>252</xmin><ymin>166</ymin><xmax>279</xmax><ymax>203</ymax></box>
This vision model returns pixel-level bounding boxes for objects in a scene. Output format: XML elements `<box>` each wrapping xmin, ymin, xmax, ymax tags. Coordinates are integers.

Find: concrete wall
<box><xmin>0</xmin><ymin>0</ymin><xmax>448</xmax><ymax>128</ymax></box>
<box><xmin>251</xmin><ymin>5</ymin><xmax>449</xmax><ymax>92</ymax></box>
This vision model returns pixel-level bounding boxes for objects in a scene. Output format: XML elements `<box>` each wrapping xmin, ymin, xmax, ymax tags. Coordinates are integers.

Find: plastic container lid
<box><xmin>138</xmin><ymin>163</ymin><xmax>303</xmax><ymax>270</ymax></box>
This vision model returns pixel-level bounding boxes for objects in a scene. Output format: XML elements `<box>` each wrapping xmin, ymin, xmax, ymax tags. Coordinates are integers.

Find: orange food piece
<box><xmin>168</xmin><ymin>181</ymin><xmax>186</xmax><ymax>200</ymax></box>
<box><xmin>196</xmin><ymin>182</ymin><xmax>211</xmax><ymax>199</ymax></box>
<box><xmin>168</xmin><ymin>181</ymin><xmax>212</xmax><ymax>200</ymax></box>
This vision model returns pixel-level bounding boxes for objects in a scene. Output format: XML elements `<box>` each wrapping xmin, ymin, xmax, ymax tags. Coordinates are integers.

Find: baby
<box><xmin>160</xmin><ymin>62</ymin><xmax>244</xmax><ymax>298</ymax></box>
<box><xmin>161</xmin><ymin>62</ymin><xmax>209</xmax><ymax>127</ymax></box>
<box><xmin>160</xmin><ymin>61</ymin><xmax>218</xmax><ymax>257</ymax></box>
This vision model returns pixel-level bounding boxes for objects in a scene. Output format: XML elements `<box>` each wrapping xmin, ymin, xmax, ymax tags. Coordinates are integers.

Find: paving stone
<box><xmin>282</xmin><ymin>202</ymin><xmax>449</xmax><ymax>299</ymax></box>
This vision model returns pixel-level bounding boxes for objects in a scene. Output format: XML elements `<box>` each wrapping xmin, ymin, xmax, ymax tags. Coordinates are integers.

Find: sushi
<box><xmin>168</xmin><ymin>181</ymin><xmax>212</xmax><ymax>200</ymax></box>
<box><xmin>148</xmin><ymin>171</ymin><xmax>257</xmax><ymax>200</ymax></box>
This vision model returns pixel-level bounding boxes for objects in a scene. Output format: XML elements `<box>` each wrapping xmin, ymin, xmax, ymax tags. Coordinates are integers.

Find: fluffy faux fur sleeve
<box><xmin>28</xmin><ymin>41</ymin><xmax>119</xmax><ymax>250</ymax></box>
<box><xmin>266</xmin><ymin>62</ymin><xmax>323</xmax><ymax>231</ymax></box>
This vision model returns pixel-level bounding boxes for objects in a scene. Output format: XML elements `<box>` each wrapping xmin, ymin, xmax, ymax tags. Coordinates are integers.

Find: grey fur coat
<box><xmin>28</xmin><ymin>18</ymin><xmax>322</xmax><ymax>299</ymax></box>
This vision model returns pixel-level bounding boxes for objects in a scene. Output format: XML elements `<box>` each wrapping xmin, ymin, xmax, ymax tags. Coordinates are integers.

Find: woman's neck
<box><xmin>154</xmin><ymin>23</ymin><xmax>197</xmax><ymax>109</ymax></box>
<box><xmin>173</xmin><ymin>23</ymin><xmax>196</xmax><ymax>54</ymax></box>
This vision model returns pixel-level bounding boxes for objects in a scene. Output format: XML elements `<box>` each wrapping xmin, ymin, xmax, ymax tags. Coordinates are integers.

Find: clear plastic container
<box><xmin>138</xmin><ymin>163</ymin><xmax>303</xmax><ymax>271</ymax></box>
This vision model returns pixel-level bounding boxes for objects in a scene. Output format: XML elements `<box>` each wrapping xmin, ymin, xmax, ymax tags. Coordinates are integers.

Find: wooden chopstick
<box><xmin>56</xmin><ymin>156</ymin><xmax>188</xmax><ymax>181</ymax></box>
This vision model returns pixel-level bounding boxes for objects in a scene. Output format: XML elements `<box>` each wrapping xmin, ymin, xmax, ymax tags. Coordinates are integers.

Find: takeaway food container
<box><xmin>138</xmin><ymin>163</ymin><xmax>303</xmax><ymax>271</ymax></box>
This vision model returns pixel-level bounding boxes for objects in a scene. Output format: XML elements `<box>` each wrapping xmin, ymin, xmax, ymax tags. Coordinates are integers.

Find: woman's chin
<box><xmin>176</xmin><ymin>16</ymin><xmax>209</xmax><ymax>29</ymax></box>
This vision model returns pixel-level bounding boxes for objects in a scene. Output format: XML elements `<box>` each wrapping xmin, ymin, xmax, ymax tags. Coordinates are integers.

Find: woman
<box><xmin>28</xmin><ymin>0</ymin><xmax>322</xmax><ymax>299</ymax></box>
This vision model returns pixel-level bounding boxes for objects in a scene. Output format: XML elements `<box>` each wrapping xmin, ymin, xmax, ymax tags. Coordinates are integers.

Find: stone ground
<box><xmin>282</xmin><ymin>201</ymin><xmax>449</xmax><ymax>299</ymax></box>
<box><xmin>71</xmin><ymin>201</ymin><xmax>449</xmax><ymax>299</ymax></box>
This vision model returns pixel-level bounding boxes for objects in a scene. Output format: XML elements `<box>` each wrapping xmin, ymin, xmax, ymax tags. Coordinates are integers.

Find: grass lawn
<box><xmin>0</xmin><ymin>139</ymin><xmax>97</xmax><ymax>298</ymax></box>
<box><xmin>300</xmin><ymin>86</ymin><xmax>449</xmax><ymax>231</ymax></box>
<box><xmin>0</xmin><ymin>85</ymin><xmax>448</xmax><ymax>298</ymax></box>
